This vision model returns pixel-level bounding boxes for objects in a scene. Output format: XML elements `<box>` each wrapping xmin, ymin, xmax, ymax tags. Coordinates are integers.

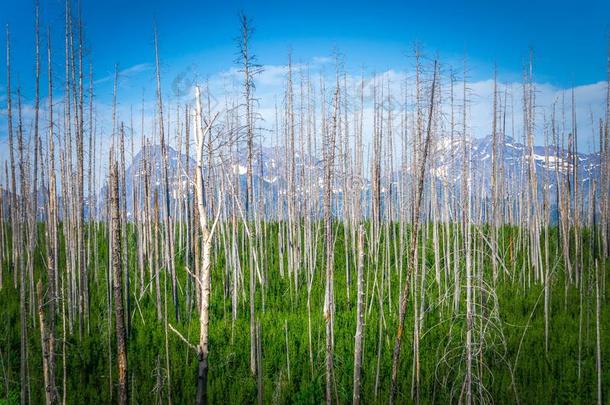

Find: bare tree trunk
<box><xmin>76</xmin><ymin>4</ymin><xmax>88</xmax><ymax>330</ymax></box>
<box><xmin>110</xmin><ymin>162</ymin><xmax>128</xmax><ymax>405</ymax></box>
<box><xmin>463</xmin><ymin>61</ymin><xmax>473</xmax><ymax>405</ymax></box>
<box><xmin>37</xmin><ymin>280</ymin><xmax>52</xmax><ymax>404</ymax></box>
<box><xmin>17</xmin><ymin>86</ymin><xmax>30</xmax><ymax>405</ymax></box>
<box><xmin>256</xmin><ymin>320</ymin><xmax>263</xmax><ymax>405</ymax></box>
<box><xmin>239</xmin><ymin>13</ymin><xmax>260</xmax><ymax>377</ymax></box>
<box><xmin>5</xmin><ymin>25</ymin><xmax>17</xmax><ymax>293</ymax></box>
<box><xmin>323</xmin><ymin>75</ymin><xmax>340</xmax><ymax>405</ymax></box>
<box><xmin>595</xmin><ymin>260</ymin><xmax>602</xmax><ymax>405</ymax></box>
<box><xmin>352</xmin><ymin>224</ymin><xmax>365</xmax><ymax>405</ymax></box>
<box><xmin>196</xmin><ymin>230</ymin><xmax>211</xmax><ymax>405</ymax></box>
<box><xmin>154</xmin><ymin>28</ymin><xmax>178</xmax><ymax>321</ymax></box>
<box><xmin>389</xmin><ymin>61</ymin><xmax>437</xmax><ymax>404</ymax></box>
<box><xmin>194</xmin><ymin>86</ymin><xmax>220</xmax><ymax>405</ymax></box>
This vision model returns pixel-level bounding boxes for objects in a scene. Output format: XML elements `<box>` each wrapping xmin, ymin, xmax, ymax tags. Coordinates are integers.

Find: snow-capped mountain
<box><xmin>99</xmin><ymin>135</ymin><xmax>602</xmax><ymax>221</ymax></box>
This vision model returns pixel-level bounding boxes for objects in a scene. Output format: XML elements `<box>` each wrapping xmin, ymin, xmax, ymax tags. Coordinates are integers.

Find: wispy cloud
<box><xmin>0</xmin><ymin>55</ymin><xmax>606</xmax><ymax>177</ymax></box>
<box><xmin>199</xmin><ymin>59</ymin><xmax>607</xmax><ymax>151</ymax></box>
<box><xmin>94</xmin><ymin>63</ymin><xmax>153</xmax><ymax>85</ymax></box>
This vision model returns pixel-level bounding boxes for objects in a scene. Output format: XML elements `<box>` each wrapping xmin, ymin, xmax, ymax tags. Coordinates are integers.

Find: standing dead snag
<box><xmin>17</xmin><ymin>86</ymin><xmax>30</xmax><ymax>405</ymax></box>
<box><xmin>352</xmin><ymin>224</ymin><xmax>365</xmax><ymax>405</ymax></box>
<box><xmin>39</xmin><ymin>32</ymin><xmax>60</xmax><ymax>401</ymax></box>
<box><xmin>37</xmin><ymin>280</ymin><xmax>49</xmax><ymax>404</ymax></box>
<box><xmin>45</xmin><ymin>27</ymin><xmax>58</xmax><ymax>403</ymax></box>
<box><xmin>167</xmin><ymin>85</ymin><xmax>221</xmax><ymax>405</ymax></box>
<box><xmin>595</xmin><ymin>260</ymin><xmax>602</xmax><ymax>405</ymax></box>
<box><xmin>239</xmin><ymin>12</ymin><xmax>257</xmax><ymax>218</ymax></box>
<box><xmin>238</xmin><ymin>12</ymin><xmax>261</xmax><ymax>377</ymax></box>
<box><xmin>154</xmin><ymin>27</ymin><xmax>178</xmax><ymax>321</ymax></box>
<box><xmin>195</xmin><ymin>85</ymin><xmax>222</xmax><ymax>405</ymax></box>
<box><xmin>6</xmin><ymin>24</ymin><xmax>28</xmax><ymax>405</ymax></box>
<box><xmin>75</xmin><ymin>2</ymin><xmax>88</xmax><ymax>331</ymax></box>
<box><xmin>5</xmin><ymin>26</ymin><xmax>17</xmax><ymax>291</ymax></box>
<box><xmin>323</xmin><ymin>75</ymin><xmax>340</xmax><ymax>405</ymax></box>
<box><xmin>462</xmin><ymin>60</ymin><xmax>473</xmax><ymax>404</ymax></box>
<box><xmin>110</xmin><ymin>161</ymin><xmax>128</xmax><ymax>405</ymax></box>
<box><xmin>389</xmin><ymin>60</ymin><xmax>438</xmax><ymax>404</ymax></box>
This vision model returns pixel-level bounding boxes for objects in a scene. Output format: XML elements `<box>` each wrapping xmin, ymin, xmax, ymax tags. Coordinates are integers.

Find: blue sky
<box><xmin>0</xmin><ymin>0</ymin><xmax>609</xmax><ymax>155</ymax></box>
<box><xmin>1</xmin><ymin>0</ymin><xmax>609</xmax><ymax>94</ymax></box>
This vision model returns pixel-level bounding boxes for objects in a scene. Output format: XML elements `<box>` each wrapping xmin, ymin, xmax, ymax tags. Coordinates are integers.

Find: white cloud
<box><xmin>94</xmin><ymin>62</ymin><xmax>153</xmax><ymax>85</ymax></box>
<box><xmin>0</xmin><ymin>55</ymin><xmax>607</xmax><ymax>186</ymax></box>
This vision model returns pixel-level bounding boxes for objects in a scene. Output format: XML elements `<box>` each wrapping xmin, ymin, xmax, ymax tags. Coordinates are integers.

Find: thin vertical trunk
<box><xmin>44</xmin><ymin>26</ymin><xmax>58</xmax><ymax>403</ymax></box>
<box><xmin>154</xmin><ymin>28</ymin><xmax>178</xmax><ymax>320</ymax></box>
<box><xmin>239</xmin><ymin>13</ymin><xmax>259</xmax><ymax>377</ymax></box>
<box><xmin>389</xmin><ymin>61</ymin><xmax>437</xmax><ymax>404</ymax></box>
<box><xmin>17</xmin><ymin>86</ymin><xmax>30</xmax><ymax>405</ymax></box>
<box><xmin>110</xmin><ymin>162</ymin><xmax>128</xmax><ymax>405</ymax></box>
<box><xmin>37</xmin><ymin>280</ymin><xmax>52</xmax><ymax>405</ymax></box>
<box><xmin>463</xmin><ymin>60</ymin><xmax>473</xmax><ymax>405</ymax></box>
<box><xmin>595</xmin><ymin>260</ymin><xmax>602</xmax><ymax>405</ymax></box>
<box><xmin>352</xmin><ymin>224</ymin><xmax>365</xmax><ymax>405</ymax></box>
<box><xmin>194</xmin><ymin>86</ymin><xmax>220</xmax><ymax>405</ymax></box>
<box><xmin>324</xmin><ymin>77</ymin><xmax>340</xmax><ymax>405</ymax></box>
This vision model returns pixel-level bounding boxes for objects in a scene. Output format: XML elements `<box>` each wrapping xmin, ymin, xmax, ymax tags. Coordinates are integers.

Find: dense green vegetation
<box><xmin>0</xmin><ymin>222</ymin><xmax>607</xmax><ymax>404</ymax></box>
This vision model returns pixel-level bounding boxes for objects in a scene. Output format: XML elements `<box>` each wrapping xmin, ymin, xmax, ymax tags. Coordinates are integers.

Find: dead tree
<box><xmin>154</xmin><ymin>28</ymin><xmax>178</xmax><ymax>320</ymax></box>
<box><xmin>194</xmin><ymin>85</ymin><xmax>221</xmax><ymax>405</ymax></box>
<box><xmin>238</xmin><ymin>13</ymin><xmax>261</xmax><ymax>377</ymax></box>
<box><xmin>18</xmin><ymin>86</ymin><xmax>30</xmax><ymax>405</ymax></box>
<box><xmin>169</xmin><ymin>86</ymin><xmax>220</xmax><ymax>405</ymax></box>
<box><xmin>37</xmin><ymin>280</ymin><xmax>53</xmax><ymax>404</ymax></box>
<box><xmin>323</xmin><ymin>76</ymin><xmax>340</xmax><ymax>405</ymax></box>
<box><xmin>352</xmin><ymin>224</ymin><xmax>365</xmax><ymax>405</ymax></box>
<box><xmin>110</xmin><ymin>161</ymin><xmax>128</xmax><ymax>405</ymax></box>
<box><xmin>5</xmin><ymin>25</ymin><xmax>17</xmax><ymax>290</ymax></box>
<box><xmin>44</xmin><ymin>25</ymin><xmax>58</xmax><ymax>404</ymax></box>
<box><xmin>389</xmin><ymin>61</ymin><xmax>438</xmax><ymax>404</ymax></box>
